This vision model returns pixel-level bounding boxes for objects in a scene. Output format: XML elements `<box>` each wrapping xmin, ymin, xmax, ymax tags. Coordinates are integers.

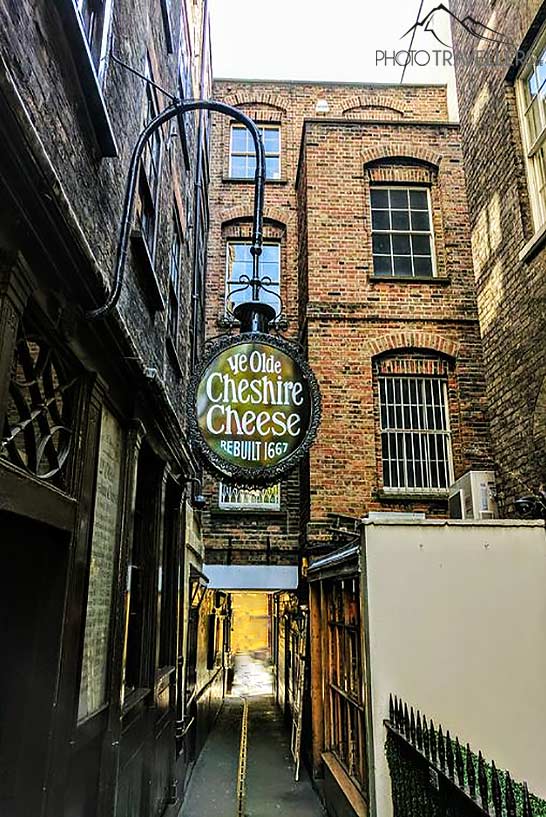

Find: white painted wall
<box><xmin>362</xmin><ymin>520</ymin><xmax>546</xmax><ymax>817</ymax></box>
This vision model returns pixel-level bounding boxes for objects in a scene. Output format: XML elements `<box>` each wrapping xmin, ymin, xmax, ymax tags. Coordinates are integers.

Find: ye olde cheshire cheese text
<box><xmin>204</xmin><ymin>350</ymin><xmax>304</xmax><ymax>447</ymax></box>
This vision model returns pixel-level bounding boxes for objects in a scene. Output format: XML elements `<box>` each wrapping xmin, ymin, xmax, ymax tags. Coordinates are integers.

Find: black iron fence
<box><xmin>386</xmin><ymin>696</ymin><xmax>541</xmax><ymax>817</ymax></box>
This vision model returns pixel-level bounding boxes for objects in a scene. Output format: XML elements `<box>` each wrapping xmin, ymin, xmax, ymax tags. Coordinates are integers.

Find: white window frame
<box><xmin>229</xmin><ymin>123</ymin><xmax>281</xmax><ymax>180</ymax></box>
<box><xmin>516</xmin><ymin>28</ymin><xmax>546</xmax><ymax>231</ymax></box>
<box><xmin>379</xmin><ymin>375</ymin><xmax>454</xmax><ymax>493</ymax></box>
<box><xmin>218</xmin><ymin>483</ymin><xmax>281</xmax><ymax>511</ymax></box>
<box><xmin>225</xmin><ymin>240</ymin><xmax>281</xmax><ymax>317</ymax></box>
<box><xmin>370</xmin><ymin>186</ymin><xmax>437</xmax><ymax>278</ymax></box>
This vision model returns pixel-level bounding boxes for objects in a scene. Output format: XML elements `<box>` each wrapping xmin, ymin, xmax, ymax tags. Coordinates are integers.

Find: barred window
<box><xmin>326</xmin><ymin>579</ymin><xmax>367</xmax><ymax>792</ymax></box>
<box><xmin>517</xmin><ymin>31</ymin><xmax>546</xmax><ymax>229</ymax></box>
<box><xmin>225</xmin><ymin>241</ymin><xmax>281</xmax><ymax>317</ymax></box>
<box><xmin>371</xmin><ymin>187</ymin><xmax>435</xmax><ymax>278</ymax></box>
<box><xmin>219</xmin><ymin>482</ymin><xmax>281</xmax><ymax>510</ymax></box>
<box><xmin>230</xmin><ymin>124</ymin><xmax>281</xmax><ymax>179</ymax></box>
<box><xmin>379</xmin><ymin>376</ymin><xmax>453</xmax><ymax>491</ymax></box>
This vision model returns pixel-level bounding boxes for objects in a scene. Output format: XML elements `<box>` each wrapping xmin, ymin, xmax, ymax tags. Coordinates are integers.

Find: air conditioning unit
<box><xmin>448</xmin><ymin>471</ymin><xmax>497</xmax><ymax>520</ymax></box>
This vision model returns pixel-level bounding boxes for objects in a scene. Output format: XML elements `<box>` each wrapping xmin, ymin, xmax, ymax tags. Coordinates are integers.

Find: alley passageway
<box><xmin>180</xmin><ymin>655</ymin><xmax>324</xmax><ymax>817</ymax></box>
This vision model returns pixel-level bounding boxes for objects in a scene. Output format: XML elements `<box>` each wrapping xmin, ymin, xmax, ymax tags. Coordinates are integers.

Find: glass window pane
<box><xmin>372</xmin><ymin>210</ymin><xmax>390</xmax><ymax>230</ymax></box>
<box><xmin>390</xmin><ymin>189</ymin><xmax>409</xmax><ymax>209</ymax></box>
<box><xmin>373</xmin><ymin>255</ymin><xmax>393</xmax><ymax>275</ymax></box>
<box><xmin>231</xmin><ymin>126</ymin><xmax>247</xmax><ymax>152</ymax></box>
<box><xmin>266</xmin><ymin>156</ymin><xmax>280</xmax><ymax>179</ymax></box>
<box><xmin>371</xmin><ymin>189</ymin><xmax>389</xmax><ymax>208</ymax></box>
<box><xmin>529</xmin><ymin>69</ymin><xmax>538</xmax><ymax>98</ymax></box>
<box><xmin>412</xmin><ymin>234</ymin><xmax>431</xmax><ymax>255</ymax></box>
<box><xmin>409</xmin><ymin>190</ymin><xmax>428</xmax><ymax>210</ymax></box>
<box><xmin>413</xmin><ymin>256</ymin><xmax>433</xmax><ymax>276</ymax></box>
<box><xmin>231</xmin><ymin>156</ymin><xmax>246</xmax><ymax>177</ymax></box>
<box><xmin>411</xmin><ymin>210</ymin><xmax>431</xmax><ymax>231</ymax></box>
<box><xmin>392</xmin><ymin>234</ymin><xmax>411</xmax><ymax>254</ymax></box>
<box><xmin>263</xmin><ymin>128</ymin><xmax>280</xmax><ymax>152</ymax></box>
<box><xmin>393</xmin><ymin>255</ymin><xmax>412</xmax><ymax>275</ymax></box>
<box><xmin>392</xmin><ymin>210</ymin><xmax>410</xmax><ymax>230</ymax></box>
<box><xmin>261</xmin><ymin>244</ymin><xmax>279</xmax><ymax>262</ymax></box>
<box><xmin>245</xmin><ymin>156</ymin><xmax>257</xmax><ymax>177</ymax></box>
<box><xmin>373</xmin><ymin>234</ymin><xmax>391</xmax><ymax>254</ymax></box>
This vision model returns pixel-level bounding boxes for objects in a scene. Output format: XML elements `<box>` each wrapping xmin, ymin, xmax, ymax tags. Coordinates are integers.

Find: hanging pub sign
<box><xmin>188</xmin><ymin>333</ymin><xmax>321</xmax><ymax>486</ymax></box>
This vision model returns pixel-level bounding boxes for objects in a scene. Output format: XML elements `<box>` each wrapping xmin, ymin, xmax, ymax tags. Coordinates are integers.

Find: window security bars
<box><xmin>230</xmin><ymin>124</ymin><xmax>280</xmax><ymax>179</ymax></box>
<box><xmin>326</xmin><ymin>579</ymin><xmax>367</xmax><ymax>792</ymax></box>
<box><xmin>371</xmin><ymin>187</ymin><xmax>435</xmax><ymax>277</ymax></box>
<box><xmin>386</xmin><ymin>695</ymin><xmax>536</xmax><ymax>817</ymax></box>
<box><xmin>379</xmin><ymin>377</ymin><xmax>452</xmax><ymax>491</ymax></box>
<box><xmin>225</xmin><ymin>241</ymin><xmax>281</xmax><ymax>316</ymax></box>
<box><xmin>218</xmin><ymin>482</ymin><xmax>281</xmax><ymax>510</ymax></box>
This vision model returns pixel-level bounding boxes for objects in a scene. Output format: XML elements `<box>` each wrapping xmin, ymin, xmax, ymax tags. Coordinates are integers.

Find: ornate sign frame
<box><xmin>187</xmin><ymin>332</ymin><xmax>321</xmax><ymax>486</ymax></box>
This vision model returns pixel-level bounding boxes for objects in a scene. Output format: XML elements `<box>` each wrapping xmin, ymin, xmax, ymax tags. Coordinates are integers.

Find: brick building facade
<box><xmin>451</xmin><ymin>1</ymin><xmax>546</xmax><ymax>513</ymax></box>
<box><xmin>0</xmin><ymin>3</ymin><xmax>226</xmax><ymax>817</ymax></box>
<box><xmin>203</xmin><ymin>79</ymin><xmax>494</xmax><ymax>560</ymax></box>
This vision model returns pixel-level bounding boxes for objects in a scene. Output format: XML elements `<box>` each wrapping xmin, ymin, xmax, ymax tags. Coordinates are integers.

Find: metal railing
<box><xmin>386</xmin><ymin>695</ymin><xmax>538</xmax><ymax>817</ymax></box>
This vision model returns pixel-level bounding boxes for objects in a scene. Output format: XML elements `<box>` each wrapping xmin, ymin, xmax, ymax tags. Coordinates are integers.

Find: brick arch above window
<box><xmin>221</xmin><ymin>93</ymin><xmax>287</xmax><ymax>115</ymax></box>
<box><xmin>343</xmin><ymin>104</ymin><xmax>405</xmax><ymax>120</ymax></box>
<box><xmin>368</xmin><ymin>332</ymin><xmax>459</xmax><ymax>361</ymax></box>
<box><xmin>362</xmin><ymin>146</ymin><xmax>441</xmax><ymax>170</ymax></box>
<box><xmin>342</xmin><ymin>94</ymin><xmax>409</xmax><ymax>117</ymax></box>
<box><xmin>220</xmin><ymin>204</ymin><xmax>288</xmax><ymax>230</ymax></box>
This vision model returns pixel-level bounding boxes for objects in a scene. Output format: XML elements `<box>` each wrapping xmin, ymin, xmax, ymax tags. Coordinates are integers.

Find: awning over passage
<box><xmin>203</xmin><ymin>564</ymin><xmax>298</xmax><ymax>591</ymax></box>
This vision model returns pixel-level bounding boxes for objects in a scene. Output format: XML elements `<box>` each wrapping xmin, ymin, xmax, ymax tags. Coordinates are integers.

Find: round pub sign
<box><xmin>188</xmin><ymin>333</ymin><xmax>321</xmax><ymax>486</ymax></box>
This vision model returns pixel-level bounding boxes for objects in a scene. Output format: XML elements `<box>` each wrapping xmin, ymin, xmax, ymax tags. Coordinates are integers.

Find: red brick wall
<box><xmin>204</xmin><ymin>79</ymin><xmax>493</xmax><ymax>553</ymax></box>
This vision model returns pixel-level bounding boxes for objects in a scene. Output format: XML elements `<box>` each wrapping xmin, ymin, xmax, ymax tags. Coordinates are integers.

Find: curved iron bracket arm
<box><xmin>86</xmin><ymin>99</ymin><xmax>265</xmax><ymax>320</ymax></box>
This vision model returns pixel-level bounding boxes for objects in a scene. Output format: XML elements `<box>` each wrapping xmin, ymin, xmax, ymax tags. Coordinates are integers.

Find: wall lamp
<box><xmin>188</xmin><ymin>476</ymin><xmax>206</xmax><ymax>510</ymax></box>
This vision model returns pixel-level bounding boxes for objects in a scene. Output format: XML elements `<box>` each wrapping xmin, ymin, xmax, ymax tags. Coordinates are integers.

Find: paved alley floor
<box><xmin>179</xmin><ymin>697</ymin><xmax>242</xmax><ymax>817</ymax></box>
<box><xmin>245</xmin><ymin>696</ymin><xmax>324</xmax><ymax>817</ymax></box>
<box><xmin>180</xmin><ymin>656</ymin><xmax>324</xmax><ymax>816</ymax></box>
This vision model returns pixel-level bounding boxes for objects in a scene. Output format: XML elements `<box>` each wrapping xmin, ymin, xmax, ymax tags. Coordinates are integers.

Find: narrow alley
<box><xmin>180</xmin><ymin>602</ymin><xmax>325</xmax><ymax>817</ymax></box>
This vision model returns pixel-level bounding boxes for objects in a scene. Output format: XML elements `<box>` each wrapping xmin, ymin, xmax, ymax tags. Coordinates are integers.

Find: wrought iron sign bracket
<box><xmin>85</xmin><ymin>99</ymin><xmax>266</xmax><ymax>321</ymax></box>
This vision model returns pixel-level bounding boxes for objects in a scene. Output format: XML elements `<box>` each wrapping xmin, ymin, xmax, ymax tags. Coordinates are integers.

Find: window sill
<box><xmin>58</xmin><ymin>0</ymin><xmax>117</xmax><ymax>157</ymax></box>
<box><xmin>217</xmin><ymin>314</ymin><xmax>289</xmax><ymax>331</ymax></box>
<box><xmin>222</xmin><ymin>176</ymin><xmax>288</xmax><ymax>185</ymax></box>
<box><xmin>131</xmin><ymin>229</ymin><xmax>165</xmax><ymax>312</ymax></box>
<box><xmin>211</xmin><ymin>507</ymin><xmax>284</xmax><ymax>517</ymax></box>
<box><xmin>369</xmin><ymin>275</ymin><xmax>451</xmax><ymax>285</ymax></box>
<box><xmin>166</xmin><ymin>335</ymin><xmax>183</xmax><ymax>378</ymax></box>
<box><xmin>519</xmin><ymin>221</ymin><xmax>546</xmax><ymax>263</ymax></box>
<box><xmin>322</xmin><ymin>752</ymin><xmax>368</xmax><ymax>817</ymax></box>
<box><xmin>376</xmin><ymin>489</ymin><xmax>449</xmax><ymax>502</ymax></box>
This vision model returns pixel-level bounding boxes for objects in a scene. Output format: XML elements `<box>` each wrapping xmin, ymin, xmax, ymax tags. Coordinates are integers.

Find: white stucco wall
<box><xmin>362</xmin><ymin>520</ymin><xmax>546</xmax><ymax>817</ymax></box>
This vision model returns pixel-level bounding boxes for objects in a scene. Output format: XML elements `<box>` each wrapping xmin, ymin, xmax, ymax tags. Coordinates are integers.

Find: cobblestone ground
<box><xmin>179</xmin><ymin>654</ymin><xmax>325</xmax><ymax>817</ymax></box>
